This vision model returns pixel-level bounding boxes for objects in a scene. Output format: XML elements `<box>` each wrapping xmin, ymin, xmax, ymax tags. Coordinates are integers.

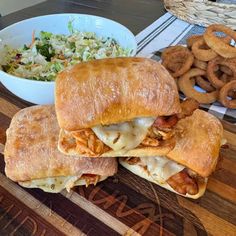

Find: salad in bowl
<box><xmin>0</xmin><ymin>14</ymin><xmax>136</xmax><ymax>104</ymax></box>
<box><xmin>2</xmin><ymin>24</ymin><xmax>131</xmax><ymax>81</ymax></box>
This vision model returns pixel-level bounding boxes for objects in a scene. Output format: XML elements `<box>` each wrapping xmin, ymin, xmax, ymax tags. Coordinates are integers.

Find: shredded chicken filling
<box><xmin>80</xmin><ymin>174</ymin><xmax>101</xmax><ymax>187</ymax></box>
<box><xmin>141</xmin><ymin>127</ymin><xmax>175</xmax><ymax>147</ymax></box>
<box><xmin>61</xmin><ymin>129</ymin><xmax>110</xmax><ymax>156</ymax></box>
<box><xmin>61</xmin><ymin>125</ymin><xmax>174</xmax><ymax>156</ymax></box>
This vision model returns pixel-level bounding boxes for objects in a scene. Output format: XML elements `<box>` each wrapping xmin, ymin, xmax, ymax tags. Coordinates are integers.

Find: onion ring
<box><xmin>161</xmin><ymin>45</ymin><xmax>188</xmax><ymax>61</ymax></box>
<box><xmin>192</xmin><ymin>38</ymin><xmax>218</xmax><ymax>61</ymax></box>
<box><xmin>228</xmin><ymin>90</ymin><xmax>236</xmax><ymax>99</ymax></box>
<box><xmin>176</xmin><ymin>77</ymin><xmax>195</xmax><ymax>91</ymax></box>
<box><xmin>219</xmin><ymin>81</ymin><xmax>236</xmax><ymax>108</ymax></box>
<box><xmin>207</xmin><ymin>57</ymin><xmax>236</xmax><ymax>89</ymax></box>
<box><xmin>220</xmin><ymin>73</ymin><xmax>230</xmax><ymax>83</ymax></box>
<box><xmin>193</xmin><ymin>58</ymin><xmax>208</xmax><ymax>70</ymax></box>
<box><xmin>195</xmin><ymin>76</ymin><xmax>215</xmax><ymax>92</ymax></box>
<box><xmin>220</xmin><ymin>65</ymin><xmax>233</xmax><ymax>76</ymax></box>
<box><xmin>166</xmin><ymin>61</ymin><xmax>183</xmax><ymax>73</ymax></box>
<box><xmin>186</xmin><ymin>35</ymin><xmax>203</xmax><ymax>48</ymax></box>
<box><xmin>204</xmin><ymin>24</ymin><xmax>236</xmax><ymax>58</ymax></box>
<box><xmin>162</xmin><ymin>49</ymin><xmax>194</xmax><ymax>78</ymax></box>
<box><xmin>187</xmin><ymin>34</ymin><xmax>231</xmax><ymax>49</ymax></box>
<box><xmin>177</xmin><ymin>98</ymin><xmax>199</xmax><ymax>119</ymax></box>
<box><xmin>178</xmin><ymin>68</ymin><xmax>218</xmax><ymax>104</ymax></box>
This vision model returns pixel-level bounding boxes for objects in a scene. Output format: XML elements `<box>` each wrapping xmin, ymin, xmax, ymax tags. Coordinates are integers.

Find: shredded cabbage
<box><xmin>1</xmin><ymin>23</ymin><xmax>132</xmax><ymax>81</ymax></box>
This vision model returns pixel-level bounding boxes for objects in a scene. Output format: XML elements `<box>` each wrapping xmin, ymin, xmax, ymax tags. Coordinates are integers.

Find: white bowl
<box><xmin>0</xmin><ymin>14</ymin><xmax>137</xmax><ymax>104</ymax></box>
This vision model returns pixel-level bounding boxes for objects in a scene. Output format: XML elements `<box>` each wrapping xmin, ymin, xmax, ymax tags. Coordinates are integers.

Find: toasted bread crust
<box><xmin>4</xmin><ymin>105</ymin><xmax>117</xmax><ymax>182</ymax></box>
<box><xmin>167</xmin><ymin>109</ymin><xmax>223</xmax><ymax>177</ymax></box>
<box><xmin>55</xmin><ymin>57</ymin><xmax>181</xmax><ymax>130</ymax></box>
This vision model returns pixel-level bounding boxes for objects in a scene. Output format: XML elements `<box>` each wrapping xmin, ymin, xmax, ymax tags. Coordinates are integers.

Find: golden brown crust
<box><xmin>167</xmin><ymin>109</ymin><xmax>223</xmax><ymax>177</ymax></box>
<box><xmin>55</xmin><ymin>57</ymin><xmax>181</xmax><ymax>130</ymax></box>
<box><xmin>4</xmin><ymin>105</ymin><xmax>118</xmax><ymax>182</ymax></box>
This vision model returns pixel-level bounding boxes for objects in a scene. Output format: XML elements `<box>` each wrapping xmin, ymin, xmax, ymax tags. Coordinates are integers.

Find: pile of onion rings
<box><xmin>161</xmin><ymin>23</ymin><xmax>236</xmax><ymax>109</ymax></box>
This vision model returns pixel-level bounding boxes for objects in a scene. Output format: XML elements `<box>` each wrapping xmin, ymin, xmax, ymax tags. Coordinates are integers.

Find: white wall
<box><xmin>0</xmin><ymin>0</ymin><xmax>46</xmax><ymax>16</ymax></box>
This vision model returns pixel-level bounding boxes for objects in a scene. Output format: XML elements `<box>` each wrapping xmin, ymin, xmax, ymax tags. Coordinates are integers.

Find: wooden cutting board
<box><xmin>0</xmin><ymin>84</ymin><xmax>236</xmax><ymax>236</ymax></box>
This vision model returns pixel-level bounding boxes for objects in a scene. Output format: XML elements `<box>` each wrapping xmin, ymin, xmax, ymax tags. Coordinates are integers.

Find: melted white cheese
<box><xmin>221</xmin><ymin>138</ymin><xmax>227</xmax><ymax>146</ymax></box>
<box><xmin>92</xmin><ymin>117</ymin><xmax>155</xmax><ymax>152</ymax></box>
<box><xmin>19</xmin><ymin>176</ymin><xmax>107</xmax><ymax>193</ymax></box>
<box><xmin>140</xmin><ymin>156</ymin><xmax>185</xmax><ymax>184</ymax></box>
<box><xmin>19</xmin><ymin>176</ymin><xmax>78</xmax><ymax>193</ymax></box>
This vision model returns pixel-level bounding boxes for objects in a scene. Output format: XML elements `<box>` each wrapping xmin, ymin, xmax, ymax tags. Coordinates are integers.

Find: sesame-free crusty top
<box><xmin>168</xmin><ymin>109</ymin><xmax>223</xmax><ymax>177</ymax></box>
<box><xmin>4</xmin><ymin>105</ymin><xmax>117</xmax><ymax>182</ymax></box>
<box><xmin>55</xmin><ymin>57</ymin><xmax>181</xmax><ymax>130</ymax></box>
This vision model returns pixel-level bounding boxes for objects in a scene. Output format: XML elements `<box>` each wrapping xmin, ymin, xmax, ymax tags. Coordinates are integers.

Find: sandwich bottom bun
<box><xmin>119</xmin><ymin>158</ymin><xmax>207</xmax><ymax>199</ymax></box>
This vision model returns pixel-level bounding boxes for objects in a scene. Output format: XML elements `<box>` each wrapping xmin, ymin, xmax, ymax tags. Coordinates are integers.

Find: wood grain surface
<box><xmin>0</xmin><ymin>92</ymin><xmax>236</xmax><ymax>235</ymax></box>
<box><xmin>0</xmin><ymin>1</ymin><xmax>236</xmax><ymax>235</ymax></box>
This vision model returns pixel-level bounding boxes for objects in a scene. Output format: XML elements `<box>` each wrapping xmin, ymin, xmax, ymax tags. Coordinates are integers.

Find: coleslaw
<box><xmin>0</xmin><ymin>25</ymin><xmax>132</xmax><ymax>81</ymax></box>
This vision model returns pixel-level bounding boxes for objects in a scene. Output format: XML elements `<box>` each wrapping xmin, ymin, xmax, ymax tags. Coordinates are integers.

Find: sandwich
<box><xmin>55</xmin><ymin>57</ymin><xmax>187</xmax><ymax>157</ymax></box>
<box><xmin>4</xmin><ymin>105</ymin><xmax>117</xmax><ymax>193</ymax></box>
<box><xmin>119</xmin><ymin>109</ymin><xmax>223</xmax><ymax>199</ymax></box>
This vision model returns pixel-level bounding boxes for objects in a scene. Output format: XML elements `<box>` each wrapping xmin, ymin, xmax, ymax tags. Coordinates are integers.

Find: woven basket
<box><xmin>163</xmin><ymin>0</ymin><xmax>236</xmax><ymax>29</ymax></box>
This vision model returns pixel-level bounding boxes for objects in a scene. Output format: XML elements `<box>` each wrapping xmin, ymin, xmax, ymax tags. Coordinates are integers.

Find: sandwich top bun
<box><xmin>4</xmin><ymin>105</ymin><xmax>117</xmax><ymax>182</ymax></box>
<box><xmin>167</xmin><ymin>109</ymin><xmax>223</xmax><ymax>177</ymax></box>
<box><xmin>55</xmin><ymin>57</ymin><xmax>181</xmax><ymax>131</ymax></box>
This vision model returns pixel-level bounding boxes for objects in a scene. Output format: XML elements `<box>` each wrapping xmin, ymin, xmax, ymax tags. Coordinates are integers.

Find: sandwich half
<box><xmin>55</xmin><ymin>57</ymin><xmax>183</xmax><ymax>157</ymax></box>
<box><xmin>119</xmin><ymin>109</ymin><xmax>223</xmax><ymax>199</ymax></box>
<box><xmin>4</xmin><ymin>105</ymin><xmax>117</xmax><ymax>193</ymax></box>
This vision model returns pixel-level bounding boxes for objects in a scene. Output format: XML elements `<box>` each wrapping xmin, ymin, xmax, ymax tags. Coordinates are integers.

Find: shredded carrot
<box><xmin>64</xmin><ymin>59</ymin><xmax>68</xmax><ymax>67</ymax></box>
<box><xmin>29</xmin><ymin>30</ymin><xmax>35</xmax><ymax>48</ymax></box>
